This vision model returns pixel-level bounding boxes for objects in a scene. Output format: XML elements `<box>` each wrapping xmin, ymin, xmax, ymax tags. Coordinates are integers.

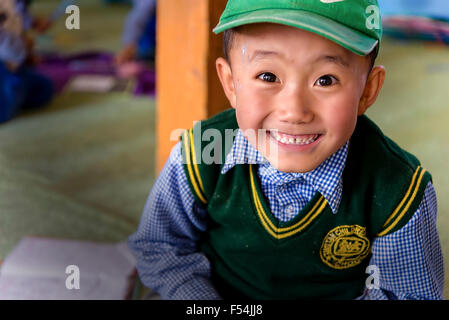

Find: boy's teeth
<box><xmin>271</xmin><ymin>131</ymin><xmax>319</xmax><ymax>145</ymax></box>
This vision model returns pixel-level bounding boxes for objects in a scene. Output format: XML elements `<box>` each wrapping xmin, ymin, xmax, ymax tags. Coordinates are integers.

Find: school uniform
<box><xmin>128</xmin><ymin>109</ymin><xmax>444</xmax><ymax>300</ymax></box>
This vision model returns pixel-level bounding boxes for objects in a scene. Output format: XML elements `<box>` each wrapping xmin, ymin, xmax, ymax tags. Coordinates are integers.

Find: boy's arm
<box><xmin>128</xmin><ymin>142</ymin><xmax>222</xmax><ymax>300</ymax></box>
<box><xmin>359</xmin><ymin>182</ymin><xmax>445</xmax><ymax>300</ymax></box>
<box><xmin>121</xmin><ymin>0</ymin><xmax>156</xmax><ymax>46</ymax></box>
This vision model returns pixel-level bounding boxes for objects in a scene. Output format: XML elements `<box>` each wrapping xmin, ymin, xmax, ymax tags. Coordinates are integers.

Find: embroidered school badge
<box><xmin>320</xmin><ymin>225</ymin><xmax>370</xmax><ymax>270</ymax></box>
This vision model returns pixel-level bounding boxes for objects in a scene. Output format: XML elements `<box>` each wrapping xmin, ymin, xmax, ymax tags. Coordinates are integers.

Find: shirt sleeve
<box><xmin>358</xmin><ymin>181</ymin><xmax>445</xmax><ymax>300</ymax></box>
<box><xmin>127</xmin><ymin>142</ymin><xmax>222</xmax><ymax>300</ymax></box>
<box><xmin>121</xmin><ymin>0</ymin><xmax>156</xmax><ymax>46</ymax></box>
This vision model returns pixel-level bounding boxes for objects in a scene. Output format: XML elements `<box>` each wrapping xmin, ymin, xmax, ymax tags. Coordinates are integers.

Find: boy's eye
<box><xmin>315</xmin><ymin>75</ymin><xmax>338</xmax><ymax>87</ymax></box>
<box><xmin>258</xmin><ymin>72</ymin><xmax>278</xmax><ymax>83</ymax></box>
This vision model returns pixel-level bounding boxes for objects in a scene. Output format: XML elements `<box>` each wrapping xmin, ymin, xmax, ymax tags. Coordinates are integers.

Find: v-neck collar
<box><xmin>248</xmin><ymin>164</ymin><xmax>329</xmax><ymax>240</ymax></box>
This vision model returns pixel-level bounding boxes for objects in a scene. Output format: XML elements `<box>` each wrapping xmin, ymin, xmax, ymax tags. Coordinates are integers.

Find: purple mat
<box><xmin>36</xmin><ymin>51</ymin><xmax>155</xmax><ymax>97</ymax></box>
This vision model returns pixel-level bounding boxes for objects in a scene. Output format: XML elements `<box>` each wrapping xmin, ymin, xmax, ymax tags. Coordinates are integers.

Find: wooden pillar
<box><xmin>156</xmin><ymin>0</ymin><xmax>229</xmax><ymax>173</ymax></box>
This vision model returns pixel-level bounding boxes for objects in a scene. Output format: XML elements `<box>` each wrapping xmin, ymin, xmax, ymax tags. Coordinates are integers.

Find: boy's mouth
<box><xmin>269</xmin><ymin>131</ymin><xmax>321</xmax><ymax>146</ymax></box>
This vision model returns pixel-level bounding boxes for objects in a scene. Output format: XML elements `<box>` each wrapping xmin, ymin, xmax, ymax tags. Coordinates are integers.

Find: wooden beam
<box><xmin>156</xmin><ymin>0</ymin><xmax>229</xmax><ymax>173</ymax></box>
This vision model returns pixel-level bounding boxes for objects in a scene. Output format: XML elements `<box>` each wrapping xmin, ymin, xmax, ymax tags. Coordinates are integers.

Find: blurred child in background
<box><xmin>0</xmin><ymin>0</ymin><xmax>57</xmax><ymax>124</ymax></box>
<box><xmin>115</xmin><ymin>0</ymin><xmax>156</xmax><ymax>66</ymax></box>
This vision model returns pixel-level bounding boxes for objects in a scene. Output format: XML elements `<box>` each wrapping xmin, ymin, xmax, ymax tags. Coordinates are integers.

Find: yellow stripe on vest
<box><xmin>249</xmin><ymin>164</ymin><xmax>327</xmax><ymax>240</ymax></box>
<box><xmin>377</xmin><ymin>166</ymin><xmax>426</xmax><ymax>237</ymax></box>
<box><xmin>183</xmin><ymin>130</ymin><xmax>207</xmax><ymax>204</ymax></box>
<box><xmin>189</xmin><ymin>129</ymin><xmax>206</xmax><ymax>196</ymax></box>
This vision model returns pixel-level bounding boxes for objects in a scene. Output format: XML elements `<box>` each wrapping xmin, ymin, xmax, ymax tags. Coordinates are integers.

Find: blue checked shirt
<box><xmin>128</xmin><ymin>129</ymin><xmax>445</xmax><ymax>300</ymax></box>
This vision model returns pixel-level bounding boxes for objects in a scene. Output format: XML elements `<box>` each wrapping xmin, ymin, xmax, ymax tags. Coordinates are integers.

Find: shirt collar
<box><xmin>221</xmin><ymin>129</ymin><xmax>268</xmax><ymax>173</ymax></box>
<box><xmin>221</xmin><ymin>129</ymin><xmax>348</xmax><ymax>214</ymax></box>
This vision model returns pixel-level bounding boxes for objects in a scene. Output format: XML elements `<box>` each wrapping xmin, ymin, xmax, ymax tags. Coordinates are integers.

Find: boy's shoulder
<box><xmin>347</xmin><ymin>115</ymin><xmax>432</xmax><ymax>236</ymax></box>
<box><xmin>353</xmin><ymin>115</ymin><xmax>421</xmax><ymax>171</ymax></box>
<box><xmin>198</xmin><ymin>108</ymin><xmax>238</xmax><ymax>130</ymax></box>
<box><xmin>179</xmin><ymin>108</ymin><xmax>237</xmax><ymax>205</ymax></box>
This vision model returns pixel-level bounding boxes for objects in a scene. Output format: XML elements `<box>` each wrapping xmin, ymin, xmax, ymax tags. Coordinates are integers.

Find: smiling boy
<box><xmin>128</xmin><ymin>0</ymin><xmax>445</xmax><ymax>300</ymax></box>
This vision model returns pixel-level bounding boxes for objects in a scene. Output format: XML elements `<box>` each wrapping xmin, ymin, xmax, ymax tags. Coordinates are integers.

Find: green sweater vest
<box><xmin>181</xmin><ymin>109</ymin><xmax>432</xmax><ymax>300</ymax></box>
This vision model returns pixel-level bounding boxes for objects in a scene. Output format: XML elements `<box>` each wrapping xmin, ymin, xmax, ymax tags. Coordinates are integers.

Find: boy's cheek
<box><xmin>329</xmin><ymin>117</ymin><xmax>358</xmax><ymax>146</ymax></box>
<box><xmin>235</xmin><ymin>95</ymin><xmax>270</xmax><ymax>119</ymax></box>
<box><xmin>322</xmin><ymin>96</ymin><xmax>360</xmax><ymax>124</ymax></box>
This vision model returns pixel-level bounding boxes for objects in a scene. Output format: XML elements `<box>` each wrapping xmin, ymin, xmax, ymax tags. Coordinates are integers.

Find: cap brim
<box><xmin>213</xmin><ymin>9</ymin><xmax>378</xmax><ymax>56</ymax></box>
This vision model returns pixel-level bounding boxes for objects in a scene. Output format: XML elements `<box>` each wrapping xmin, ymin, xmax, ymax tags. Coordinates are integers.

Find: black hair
<box><xmin>223</xmin><ymin>28</ymin><xmax>379</xmax><ymax>72</ymax></box>
<box><xmin>223</xmin><ymin>29</ymin><xmax>236</xmax><ymax>62</ymax></box>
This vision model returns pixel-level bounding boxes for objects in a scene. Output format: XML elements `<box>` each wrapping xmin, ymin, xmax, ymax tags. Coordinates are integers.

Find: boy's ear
<box><xmin>358</xmin><ymin>65</ymin><xmax>386</xmax><ymax>116</ymax></box>
<box><xmin>216</xmin><ymin>57</ymin><xmax>237</xmax><ymax>108</ymax></box>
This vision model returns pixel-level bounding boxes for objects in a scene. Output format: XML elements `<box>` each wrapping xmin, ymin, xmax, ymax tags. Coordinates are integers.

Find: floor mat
<box><xmin>36</xmin><ymin>51</ymin><xmax>155</xmax><ymax>96</ymax></box>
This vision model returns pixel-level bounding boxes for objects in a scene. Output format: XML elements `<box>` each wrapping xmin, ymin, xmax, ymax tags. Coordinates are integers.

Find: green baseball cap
<box><xmin>213</xmin><ymin>0</ymin><xmax>382</xmax><ymax>56</ymax></box>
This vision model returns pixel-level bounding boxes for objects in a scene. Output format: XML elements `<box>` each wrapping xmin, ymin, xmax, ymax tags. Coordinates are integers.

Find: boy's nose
<box><xmin>277</xmin><ymin>87</ymin><xmax>314</xmax><ymax>124</ymax></box>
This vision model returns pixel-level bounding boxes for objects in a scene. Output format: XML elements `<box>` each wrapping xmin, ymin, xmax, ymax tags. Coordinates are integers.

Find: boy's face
<box><xmin>217</xmin><ymin>23</ymin><xmax>385</xmax><ymax>173</ymax></box>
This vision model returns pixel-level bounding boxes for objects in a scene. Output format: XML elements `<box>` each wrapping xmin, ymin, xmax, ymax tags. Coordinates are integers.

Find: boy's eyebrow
<box><xmin>249</xmin><ymin>50</ymin><xmax>283</xmax><ymax>62</ymax></box>
<box><xmin>314</xmin><ymin>55</ymin><xmax>350</xmax><ymax>68</ymax></box>
<box><xmin>248</xmin><ymin>50</ymin><xmax>350</xmax><ymax>69</ymax></box>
